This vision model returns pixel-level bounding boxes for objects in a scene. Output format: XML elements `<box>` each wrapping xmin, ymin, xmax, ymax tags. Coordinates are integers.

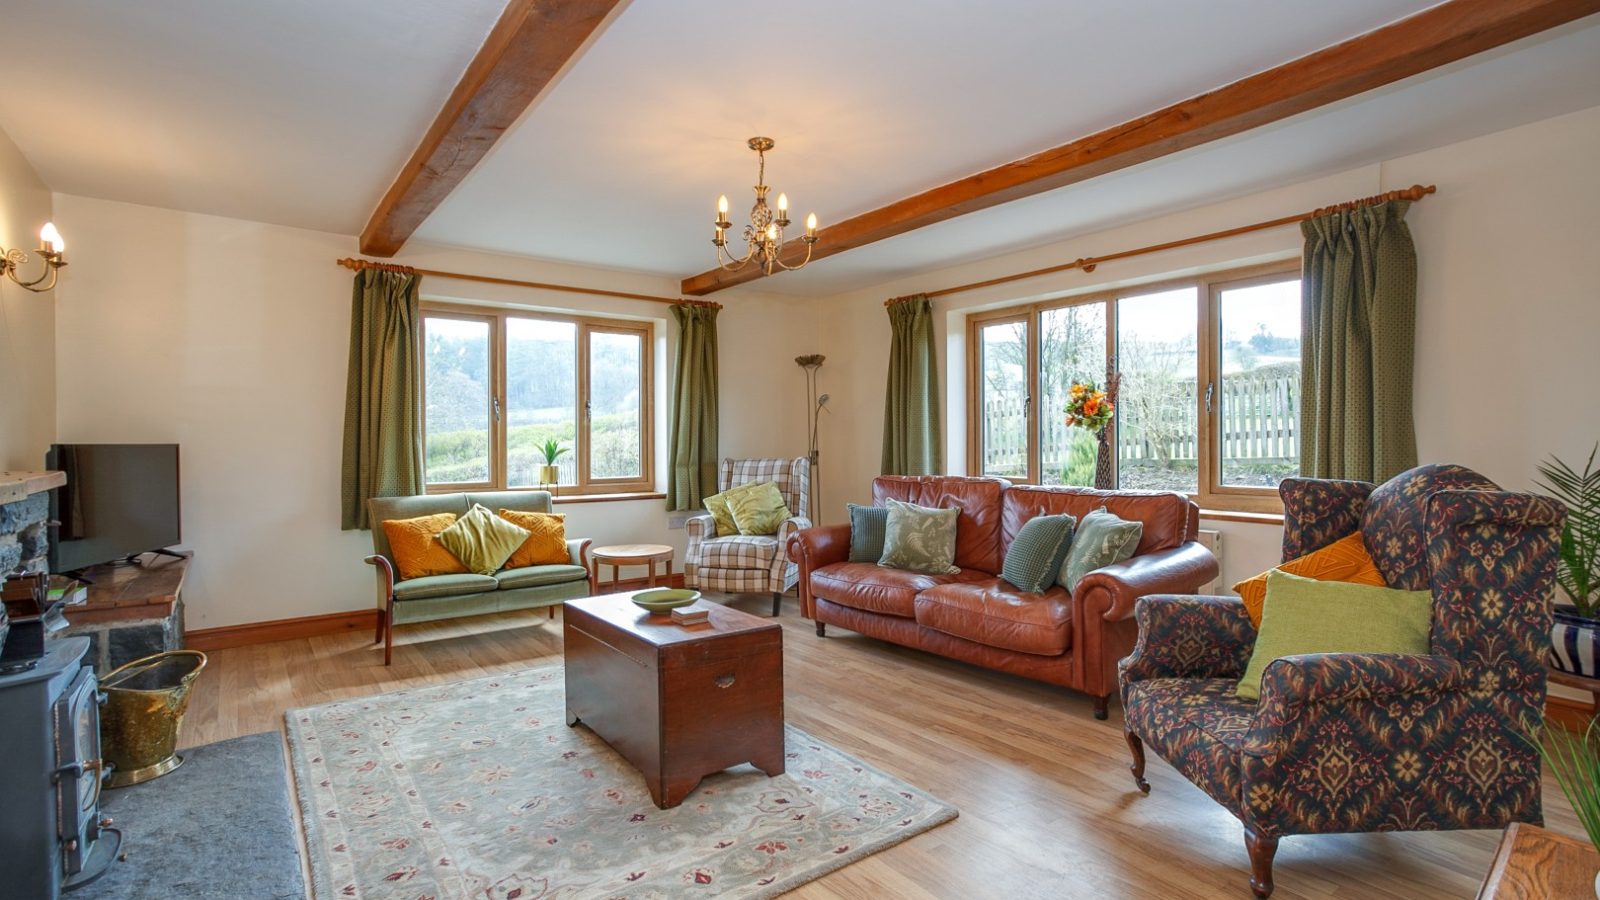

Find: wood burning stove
<box><xmin>0</xmin><ymin>632</ymin><xmax>121</xmax><ymax>898</ymax></box>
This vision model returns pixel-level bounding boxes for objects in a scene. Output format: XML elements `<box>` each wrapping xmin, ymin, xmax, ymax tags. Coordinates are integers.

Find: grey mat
<box><xmin>81</xmin><ymin>731</ymin><xmax>305</xmax><ymax>900</ymax></box>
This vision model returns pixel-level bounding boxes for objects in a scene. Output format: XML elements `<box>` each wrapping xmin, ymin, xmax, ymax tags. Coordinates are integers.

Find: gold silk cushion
<box><xmin>1233</xmin><ymin>532</ymin><xmax>1387</xmax><ymax>628</ymax></box>
<box><xmin>725</xmin><ymin>481</ymin><xmax>793</xmax><ymax>536</ymax></box>
<box><xmin>381</xmin><ymin>512</ymin><xmax>469</xmax><ymax>581</ymax></box>
<box><xmin>498</xmin><ymin>509</ymin><xmax>570</xmax><ymax>568</ymax></box>
<box><xmin>437</xmin><ymin>504</ymin><xmax>531</xmax><ymax>575</ymax></box>
<box><xmin>702</xmin><ymin>490</ymin><xmax>741</xmax><ymax>537</ymax></box>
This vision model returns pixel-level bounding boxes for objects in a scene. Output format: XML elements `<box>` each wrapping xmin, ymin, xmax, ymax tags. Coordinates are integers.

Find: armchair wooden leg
<box><xmin>373</xmin><ymin>608</ymin><xmax>385</xmax><ymax>645</ymax></box>
<box><xmin>771</xmin><ymin>591</ymin><xmax>782</xmax><ymax>617</ymax></box>
<box><xmin>1092</xmin><ymin>694</ymin><xmax>1111</xmax><ymax>720</ymax></box>
<box><xmin>548</xmin><ymin>605</ymin><xmax>555</xmax><ymax>619</ymax></box>
<box><xmin>1243</xmin><ymin>827</ymin><xmax>1278</xmax><ymax>898</ymax></box>
<box><xmin>383</xmin><ymin>599</ymin><xmax>395</xmax><ymax>667</ymax></box>
<box><xmin>1125</xmin><ymin>729</ymin><xmax>1150</xmax><ymax>794</ymax></box>
<box><xmin>815</xmin><ymin>620</ymin><xmax>826</xmax><ymax>637</ymax></box>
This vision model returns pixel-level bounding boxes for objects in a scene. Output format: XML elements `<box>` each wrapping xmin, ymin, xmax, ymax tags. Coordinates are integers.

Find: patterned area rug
<box><xmin>286</xmin><ymin>667</ymin><xmax>956</xmax><ymax>899</ymax></box>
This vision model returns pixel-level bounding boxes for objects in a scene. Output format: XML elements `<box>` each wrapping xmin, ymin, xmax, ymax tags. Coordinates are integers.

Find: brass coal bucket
<box><xmin>100</xmin><ymin>650</ymin><xmax>207</xmax><ymax>788</ymax></box>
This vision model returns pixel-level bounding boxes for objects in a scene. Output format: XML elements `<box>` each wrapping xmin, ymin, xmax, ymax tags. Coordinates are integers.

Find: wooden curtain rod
<box><xmin>334</xmin><ymin>258</ymin><xmax>722</xmax><ymax>309</ymax></box>
<box><xmin>886</xmin><ymin>184</ymin><xmax>1436</xmax><ymax>305</ymax></box>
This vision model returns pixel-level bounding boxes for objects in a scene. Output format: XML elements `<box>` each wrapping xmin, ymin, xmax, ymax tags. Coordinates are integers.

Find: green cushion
<box><xmin>494</xmin><ymin>564</ymin><xmax>590</xmax><ymax>590</ymax></box>
<box><xmin>878</xmin><ymin>499</ymin><xmax>960</xmax><ymax>575</ymax></box>
<box><xmin>725</xmin><ymin>481</ymin><xmax>793</xmax><ymax>536</ymax></box>
<box><xmin>847</xmin><ymin>503</ymin><xmax>889</xmax><ymax>563</ymax></box>
<box><xmin>393</xmin><ymin>573</ymin><xmax>499</xmax><ymax>601</ymax></box>
<box><xmin>438</xmin><ymin>503</ymin><xmax>530</xmax><ymax>574</ymax></box>
<box><xmin>1237</xmin><ymin>569</ymin><xmax>1433</xmax><ymax>700</ymax></box>
<box><xmin>1059</xmin><ymin>509</ymin><xmax>1143</xmax><ymax>591</ymax></box>
<box><xmin>702</xmin><ymin>490</ymin><xmax>740</xmax><ymax>537</ymax></box>
<box><xmin>1002</xmin><ymin>514</ymin><xmax>1077</xmax><ymax>593</ymax></box>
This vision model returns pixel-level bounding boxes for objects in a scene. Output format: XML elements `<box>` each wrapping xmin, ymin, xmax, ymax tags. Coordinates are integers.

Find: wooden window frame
<box><xmin>965</xmin><ymin>260</ymin><xmax>1300</xmax><ymax>513</ymax></box>
<box><xmin>421</xmin><ymin>301</ymin><xmax>655</xmax><ymax>497</ymax></box>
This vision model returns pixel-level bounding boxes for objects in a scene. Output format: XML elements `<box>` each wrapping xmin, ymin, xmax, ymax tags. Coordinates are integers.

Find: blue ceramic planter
<box><xmin>1551</xmin><ymin>608</ymin><xmax>1600</xmax><ymax>679</ymax></box>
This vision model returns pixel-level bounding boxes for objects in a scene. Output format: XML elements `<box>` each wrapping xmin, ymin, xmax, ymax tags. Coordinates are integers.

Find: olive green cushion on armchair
<box><xmin>725</xmin><ymin>481</ymin><xmax>793</xmax><ymax>536</ymax></box>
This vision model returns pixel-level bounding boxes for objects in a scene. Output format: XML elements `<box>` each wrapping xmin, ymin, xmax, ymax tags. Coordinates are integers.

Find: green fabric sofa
<box><xmin>364</xmin><ymin>490</ymin><xmax>592</xmax><ymax>664</ymax></box>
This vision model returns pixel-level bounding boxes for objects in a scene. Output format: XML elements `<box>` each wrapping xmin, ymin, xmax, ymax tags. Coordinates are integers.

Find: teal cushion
<box><xmin>393</xmin><ymin>573</ymin><xmax>499</xmax><ymax>601</ymax></box>
<box><xmin>1059</xmin><ymin>509</ymin><xmax>1143</xmax><ymax>591</ymax></box>
<box><xmin>1001</xmin><ymin>514</ymin><xmax>1077</xmax><ymax>593</ymax></box>
<box><xmin>1237</xmin><ymin>569</ymin><xmax>1433</xmax><ymax>700</ymax></box>
<box><xmin>848</xmin><ymin>503</ymin><xmax>890</xmax><ymax>563</ymax></box>
<box><xmin>494</xmin><ymin>564</ymin><xmax>590</xmax><ymax>591</ymax></box>
<box><xmin>878</xmin><ymin>499</ymin><xmax>961</xmax><ymax>575</ymax></box>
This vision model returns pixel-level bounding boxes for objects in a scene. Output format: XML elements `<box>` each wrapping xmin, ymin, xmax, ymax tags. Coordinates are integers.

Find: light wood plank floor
<box><xmin>183</xmin><ymin>596</ymin><xmax>1582</xmax><ymax>899</ymax></box>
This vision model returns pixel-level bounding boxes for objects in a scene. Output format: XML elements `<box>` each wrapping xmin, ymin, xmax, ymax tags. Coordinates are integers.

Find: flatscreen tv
<box><xmin>46</xmin><ymin>443</ymin><xmax>182</xmax><ymax>573</ymax></box>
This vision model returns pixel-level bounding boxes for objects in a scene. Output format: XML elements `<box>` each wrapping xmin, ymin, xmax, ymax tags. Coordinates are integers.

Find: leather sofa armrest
<box><xmin>1077</xmin><ymin>541</ymin><xmax>1221</xmax><ymax>623</ymax></box>
<box><xmin>788</xmin><ymin>523</ymin><xmax>851</xmax><ymax>619</ymax></box>
<box><xmin>363</xmin><ymin>554</ymin><xmax>396</xmax><ymax>607</ymax></box>
<box><xmin>566</xmin><ymin>538</ymin><xmax>591</xmax><ymax>571</ymax></box>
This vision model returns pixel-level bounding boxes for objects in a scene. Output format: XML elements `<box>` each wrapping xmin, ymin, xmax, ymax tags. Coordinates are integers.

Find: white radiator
<box><xmin>1195</xmin><ymin>529</ymin><xmax>1223</xmax><ymax>594</ymax></box>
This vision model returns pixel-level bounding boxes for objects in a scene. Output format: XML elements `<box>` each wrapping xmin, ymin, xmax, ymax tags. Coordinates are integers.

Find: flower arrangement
<box><xmin>1065</xmin><ymin>380</ymin><xmax>1115</xmax><ymax>433</ymax></box>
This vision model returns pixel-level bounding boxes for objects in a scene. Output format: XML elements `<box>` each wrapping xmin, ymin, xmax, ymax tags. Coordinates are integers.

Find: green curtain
<box><xmin>882</xmin><ymin>295</ymin><xmax>943</xmax><ymax>476</ymax></box>
<box><xmin>340</xmin><ymin>269</ymin><xmax>424</xmax><ymax>530</ymax></box>
<box><xmin>667</xmin><ymin>304</ymin><xmax>720</xmax><ymax>510</ymax></box>
<box><xmin>1300</xmin><ymin>199</ymin><xmax>1418</xmax><ymax>483</ymax></box>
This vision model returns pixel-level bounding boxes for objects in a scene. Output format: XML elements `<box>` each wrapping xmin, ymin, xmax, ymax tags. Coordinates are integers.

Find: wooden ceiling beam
<box><xmin>680</xmin><ymin>0</ymin><xmax>1600</xmax><ymax>295</ymax></box>
<box><xmin>359</xmin><ymin>0</ymin><xmax>626</xmax><ymax>257</ymax></box>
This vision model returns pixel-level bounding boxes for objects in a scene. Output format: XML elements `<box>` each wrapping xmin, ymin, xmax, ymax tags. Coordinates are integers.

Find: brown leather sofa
<box><xmin>788</xmin><ymin>476</ymin><xmax>1218</xmax><ymax>718</ymax></box>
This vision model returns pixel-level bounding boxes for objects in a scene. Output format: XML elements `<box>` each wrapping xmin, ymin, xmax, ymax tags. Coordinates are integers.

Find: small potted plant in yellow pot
<box><xmin>538</xmin><ymin>439</ymin><xmax>568</xmax><ymax>486</ymax></box>
<box><xmin>1541</xmin><ymin>444</ymin><xmax>1600</xmax><ymax>677</ymax></box>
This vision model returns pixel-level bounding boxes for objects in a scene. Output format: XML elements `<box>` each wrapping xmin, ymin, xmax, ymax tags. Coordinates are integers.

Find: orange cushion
<box><xmin>498</xmin><ymin>509</ymin><xmax>569</xmax><ymax>568</ymax></box>
<box><xmin>381</xmin><ymin>513</ymin><xmax>467</xmax><ymax>580</ymax></box>
<box><xmin>1233</xmin><ymin>532</ymin><xmax>1387</xmax><ymax>628</ymax></box>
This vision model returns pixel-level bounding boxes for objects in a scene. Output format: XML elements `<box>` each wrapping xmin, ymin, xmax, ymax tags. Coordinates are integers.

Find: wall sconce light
<box><xmin>2</xmin><ymin>223</ymin><xmax>66</xmax><ymax>292</ymax></box>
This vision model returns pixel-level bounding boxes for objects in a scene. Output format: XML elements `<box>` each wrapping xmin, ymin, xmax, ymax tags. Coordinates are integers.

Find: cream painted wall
<box><xmin>51</xmin><ymin>194</ymin><xmax>817</xmax><ymax>629</ymax></box>
<box><xmin>813</xmin><ymin>104</ymin><xmax>1600</xmax><ymax>592</ymax></box>
<box><xmin>0</xmin><ymin>126</ymin><xmax>55</xmax><ymax>470</ymax></box>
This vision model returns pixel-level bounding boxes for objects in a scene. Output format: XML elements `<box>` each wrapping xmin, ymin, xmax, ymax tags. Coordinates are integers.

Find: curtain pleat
<box><xmin>667</xmin><ymin>304</ymin><xmax>720</xmax><ymax>510</ymax></box>
<box><xmin>340</xmin><ymin>269</ymin><xmax>423</xmax><ymax>530</ymax></box>
<box><xmin>881</xmin><ymin>296</ymin><xmax>943</xmax><ymax>476</ymax></box>
<box><xmin>1300</xmin><ymin>199</ymin><xmax>1418</xmax><ymax>483</ymax></box>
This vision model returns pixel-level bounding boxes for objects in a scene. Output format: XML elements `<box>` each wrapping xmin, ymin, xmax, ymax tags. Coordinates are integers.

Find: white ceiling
<box><xmin>2</xmin><ymin>1</ymin><xmax>1598</xmax><ymax>297</ymax></box>
<box><xmin>0</xmin><ymin>0</ymin><xmax>507</xmax><ymax>234</ymax></box>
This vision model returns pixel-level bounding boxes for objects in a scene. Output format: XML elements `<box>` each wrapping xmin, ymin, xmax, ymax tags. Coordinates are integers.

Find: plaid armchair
<box><xmin>1118</xmin><ymin>464</ymin><xmax>1565</xmax><ymax>898</ymax></box>
<box><xmin>684</xmin><ymin>457</ymin><xmax>812</xmax><ymax>616</ymax></box>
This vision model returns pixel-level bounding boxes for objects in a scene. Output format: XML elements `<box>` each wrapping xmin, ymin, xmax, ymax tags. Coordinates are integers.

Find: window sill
<box><xmin>553</xmin><ymin>491</ymin><xmax>666</xmax><ymax>505</ymax></box>
<box><xmin>1199</xmin><ymin>509</ymin><xmax>1285</xmax><ymax>526</ymax></box>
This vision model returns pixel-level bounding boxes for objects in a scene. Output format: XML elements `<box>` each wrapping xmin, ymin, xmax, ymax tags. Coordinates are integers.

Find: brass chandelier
<box><xmin>712</xmin><ymin>137</ymin><xmax>817</xmax><ymax>274</ymax></box>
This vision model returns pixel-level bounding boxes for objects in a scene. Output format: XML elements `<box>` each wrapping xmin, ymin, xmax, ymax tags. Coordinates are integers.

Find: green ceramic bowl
<box><xmin>631</xmin><ymin>589</ymin><xmax>702</xmax><ymax>614</ymax></box>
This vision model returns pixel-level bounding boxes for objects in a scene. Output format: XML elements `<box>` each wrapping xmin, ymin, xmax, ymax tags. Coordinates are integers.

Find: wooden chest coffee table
<box><xmin>563</xmin><ymin>594</ymin><xmax>784</xmax><ymax>808</ymax></box>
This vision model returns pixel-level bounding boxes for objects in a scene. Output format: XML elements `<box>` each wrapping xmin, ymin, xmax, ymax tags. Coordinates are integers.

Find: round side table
<box><xmin>590</xmin><ymin>544</ymin><xmax>675</xmax><ymax>594</ymax></box>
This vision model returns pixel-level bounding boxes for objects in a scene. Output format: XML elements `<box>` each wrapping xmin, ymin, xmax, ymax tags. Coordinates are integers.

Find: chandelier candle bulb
<box><xmin>805</xmin><ymin>213</ymin><xmax>817</xmax><ymax>239</ymax></box>
<box><xmin>40</xmin><ymin>222</ymin><xmax>63</xmax><ymax>254</ymax></box>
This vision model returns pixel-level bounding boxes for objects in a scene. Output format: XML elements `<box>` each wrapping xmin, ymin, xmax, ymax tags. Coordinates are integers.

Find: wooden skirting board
<box><xmin>185</xmin><ymin>573</ymin><xmax>687</xmax><ymax>652</ymax></box>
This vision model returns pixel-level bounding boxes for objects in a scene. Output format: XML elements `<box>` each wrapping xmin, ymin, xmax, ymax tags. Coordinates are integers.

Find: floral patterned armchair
<box><xmin>1118</xmin><ymin>464</ymin><xmax>1565</xmax><ymax>898</ymax></box>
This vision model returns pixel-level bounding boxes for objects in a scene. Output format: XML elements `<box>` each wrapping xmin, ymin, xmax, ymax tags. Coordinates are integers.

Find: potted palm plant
<box><xmin>1540</xmin><ymin>444</ymin><xmax>1600</xmax><ymax>677</ymax></box>
<box><xmin>1538</xmin><ymin>719</ymin><xmax>1600</xmax><ymax>897</ymax></box>
<box><xmin>538</xmin><ymin>439</ymin><xmax>569</xmax><ymax>485</ymax></box>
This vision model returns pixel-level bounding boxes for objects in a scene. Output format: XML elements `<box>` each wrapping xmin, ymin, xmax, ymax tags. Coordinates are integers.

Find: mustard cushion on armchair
<box><xmin>380</xmin><ymin>513</ymin><xmax>468</xmax><ymax>580</ymax></box>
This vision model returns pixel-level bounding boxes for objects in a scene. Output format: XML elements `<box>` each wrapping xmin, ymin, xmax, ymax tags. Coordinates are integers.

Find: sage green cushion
<box><xmin>1237</xmin><ymin>569</ymin><xmax>1433</xmax><ymax>700</ymax></box>
<box><xmin>1059</xmin><ymin>509</ymin><xmax>1143</xmax><ymax>591</ymax></box>
<box><xmin>393</xmin><ymin>573</ymin><xmax>499</xmax><ymax>601</ymax></box>
<box><xmin>725</xmin><ymin>481</ymin><xmax>793</xmax><ymax>536</ymax></box>
<box><xmin>494</xmin><ymin>564</ymin><xmax>590</xmax><ymax>590</ymax></box>
<box><xmin>702</xmin><ymin>490</ymin><xmax>740</xmax><ymax>537</ymax></box>
<box><xmin>438</xmin><ymin>503</ymin><xmax>530</xmax><ymax>574</ymax></box>
<box><xmin>1001</xmin><ymin>514</ymin><xmax>1077</xmax><ymax>593</ymax></box>
<box><xmin>878</xmin><ymin>499</ymin><xmax>960</xmax><ymax>575</ymax></box>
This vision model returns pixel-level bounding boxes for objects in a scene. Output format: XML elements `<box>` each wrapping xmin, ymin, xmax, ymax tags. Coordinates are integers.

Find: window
<box><xmin>968</xmin><ymin>261</ymin><xmax>1301</xmax><ymax>511</ymax></box>
<box><xmin>423</xmin><ymin>304</ymin><xmax>653</xmax><ymax>496</ymax></box>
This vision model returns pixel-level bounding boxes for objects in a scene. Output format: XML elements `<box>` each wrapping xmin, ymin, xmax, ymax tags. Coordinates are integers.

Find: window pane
<box><xmin>978</xmin><ymin>319</ymin><xmax>1029</xmax><ymax>478</ymax></box>
<box><xmin>1218</xmin><ymin>279</ymin><xmax>1301</xmax><ymax>488</ymax></box>
<box><xmin>424</xmin><ymin>317</ymin><xmax>491</xmax><ymax>484</ymax></box>
<box><xmin>589</xmin><ymin>330</ymin><xmax>644</xmax><ymax>480</ymax></box>
<box><xmin>506</xmin><ymin>318</ymin><xmax>577</xmax><ymax>487</ymax></box>
<box><xmin>1039</xmin><ymin>303</ymin><xmax>1107</xmax><ymax>486</ymax></box>
<box><xmin>1117</xmin><ymin>287</ymin><xmax>1198</xmax><ymax>493</ymax></box>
